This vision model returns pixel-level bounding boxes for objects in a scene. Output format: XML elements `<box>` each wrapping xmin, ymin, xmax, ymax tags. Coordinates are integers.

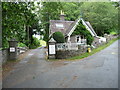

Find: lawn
<box><xmin>40</xmin><ymin>40</ymin><xmax>46</xmax><ymax>47</ymax></box>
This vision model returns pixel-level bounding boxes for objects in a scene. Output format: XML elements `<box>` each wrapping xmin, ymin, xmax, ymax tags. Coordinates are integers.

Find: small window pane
<box><xmin>56</xmin><ymin>24</ymin><xmax>64</xmax><ymax>28</ymax></box>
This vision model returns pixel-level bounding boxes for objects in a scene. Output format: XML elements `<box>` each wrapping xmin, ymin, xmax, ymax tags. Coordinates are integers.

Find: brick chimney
<box><xmin>60</xmin><ymin>10</ymin><xmax>65</xmax><ymax>21</ymax></box>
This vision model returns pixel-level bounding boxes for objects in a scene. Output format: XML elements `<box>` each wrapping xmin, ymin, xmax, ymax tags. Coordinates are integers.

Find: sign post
<box><xmin>48</xmin><ymin>38</ymin><xmax>56</xmax><ymax>59</ymax></box>
<box><xmin>9</xmin><ymin>39</ymin><xmax>18</xmax><ymax>60</ymax></box>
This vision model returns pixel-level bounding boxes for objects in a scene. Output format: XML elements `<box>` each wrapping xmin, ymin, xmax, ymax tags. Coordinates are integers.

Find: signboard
<box><xmin>49</xmin><ymin>45</ymin><xmax>55</xmax><ymax>54</ymax></box>
<box><xmin>10</xmin><ymin>47</ymin><xmax>15</xmax><ymax>52</ymax></box>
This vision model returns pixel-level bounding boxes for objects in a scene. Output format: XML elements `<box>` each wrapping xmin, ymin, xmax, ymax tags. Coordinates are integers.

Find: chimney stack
<box><xmin>60</xmin><ymin>10</ymin><xmax>65</xmax><ymax>21</ymax></box>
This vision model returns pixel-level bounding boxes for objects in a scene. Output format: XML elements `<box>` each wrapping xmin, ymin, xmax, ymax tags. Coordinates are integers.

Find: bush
<box><xmin>86</xmin><ymin>35</ymin><xmax>94</xmax><ymax>45</ymax></box>
<box><xmin>18</xmin><ymin>43</ymin><xmax>27</xmax><ymax>47</ymax></box>
<box><xmin>53</xmin><ymin>32</ymin><xmax>65</xmax><ymax>43</ymax></box>
<box><xmin>29</xmin><ymin>37</ymin><xmax>40</xmax><ymax>49</ymax></box>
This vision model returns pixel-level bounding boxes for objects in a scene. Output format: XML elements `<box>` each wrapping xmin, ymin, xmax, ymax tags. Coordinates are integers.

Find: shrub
<box><xmin>53</xmin><ymin>32</ymin><xmax>65</xmax><ymax>43</ymax></box>
<box><xmin>86</xmin><ymin>35</ymin><xmax>94</xmax><ymax>45</ymax></box>
<box><xmin>18</xmin><ymin>43</ymin><xmax>27</xmax><ymax>47</ymax></box>
<box><xmin>29</xmin><ymin>37</ymin><xmax>40</xmax><ymax>49</ymax></box>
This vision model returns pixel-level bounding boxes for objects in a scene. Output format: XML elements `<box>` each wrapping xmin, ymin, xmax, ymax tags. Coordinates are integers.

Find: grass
<box><xmin>110</xmin><ymin>31</ymin><xmax>118</xmax><ymax>35</ymax></box>
<box><xmin>48</xmin><ymin>37</ymin><xmax>119</xmax><ymax>61</ymax></box>
<box><xmin>40</xmin><ymin>40</ymin><xmax>46</xmax><ymax>47</ymax></box>
<box><xmin>67</xmin><ymin>37</ymin><xmax>119</xmax><ymax>60</ymax></box>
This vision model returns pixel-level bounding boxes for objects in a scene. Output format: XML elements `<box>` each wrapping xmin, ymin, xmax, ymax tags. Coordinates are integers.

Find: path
<box><xmin>3</xmin><ymin>40</ymin><xmax>118</xmax><ymax>88</ymax></box>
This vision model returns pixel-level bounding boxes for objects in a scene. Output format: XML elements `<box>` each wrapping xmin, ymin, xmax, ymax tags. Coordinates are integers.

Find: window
<box><xmin>56</xmin><ymin>23</ymin><xmax>64</xmax><ymax>28</ymax></box>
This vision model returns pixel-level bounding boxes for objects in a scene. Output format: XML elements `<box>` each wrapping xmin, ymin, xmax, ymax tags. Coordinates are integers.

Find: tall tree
<box><xmin>80</xmin><ymin>2</ymin><xmax>118</xmax><ymax>36</ymax></box>
<box><xmin>40</xmin><ymin>2</ymin><xmax>62</xmax><ymax>43</ymax></box>
<box><xmin>2</xmin><ymin>2</ymin><xmax>40</xmax><ymax>48</ymax></box>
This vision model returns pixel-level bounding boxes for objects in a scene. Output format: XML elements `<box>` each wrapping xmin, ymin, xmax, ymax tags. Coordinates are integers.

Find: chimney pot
<box><xmin>60</xmin><ymin>10</ymin><xmax>65</xmax><ymax>21</ymax></box>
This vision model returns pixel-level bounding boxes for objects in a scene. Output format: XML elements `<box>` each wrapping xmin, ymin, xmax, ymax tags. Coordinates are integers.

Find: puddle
<box><xmin>111</xmin><ymin>52</ymin><xmax>116</xmax><ymax>55</ymax></box>
<box><xmin>28</xmin><ymin>54</ymin><xmax>34</xmax><ymax>56</ymax></box>
<box><xmin>19</xmin><ymin>60</ymin><xmax>28</xmax><ymax>64</ymax></box>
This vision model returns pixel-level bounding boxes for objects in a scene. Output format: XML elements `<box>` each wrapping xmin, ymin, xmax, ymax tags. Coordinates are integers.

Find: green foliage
<box><xmin>53</xmin><ymin>32</ymin><xmax>65</xmax><ymax>43</ymax></box>
<box><xmin>2</xmin><ymin>2</ymin><xmax>118</xmax><ymax>48</ymax></box>
<box><xmin>40</xmin><ymin>40</ymin><xmax>46</xmax><ymax>46</ymax></box>
<box><xmin>18</xmin><ymin>43</ymin><xmax>27</xmax><ymax>47</ymax></box>
<box><xmin>73</xmin><ymin>21</ymin><xmax>94</xmax><ymax>45</ymax></box>
<box><xmin>80</xmin><ymin>2</ymin><xmax>118</xmax><ymax>36</ymax></box>
<box><xmin>29</xmin><ymin>37</ymin><xmax>40</xmax><ymax>49</ymax></box>
<box><xmin>62</xmin><ymin>2</ymin><xmax>83</xmax><ymax>21</ymax></box>
<box><xmin>86</xmin><ymin>35</ymin><xmax>94</xmax><ymax>45</ymax></box>
<box><xmin>2</xmin><ymin>2</ymin><xmax>41</xmax><ymax>49</ymax></box>
<box><xmin>41</xmin><ymin>2</ymin><xmax>63</xmax><ymax>43</ymax></box>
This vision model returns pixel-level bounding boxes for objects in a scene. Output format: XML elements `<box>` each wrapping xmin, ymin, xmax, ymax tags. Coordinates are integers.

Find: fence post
<box><xmin>48</xmin><ymin>38</ymin><xmax>56</xmax><ymax>59</ymax></box>
<box><xmin>8</xmin><ymin>39</ymin><xmax>18</xmax><ymax>60</ymax></box>
<box><xmin>104</xmin><ymin>34</ymin><xmax>108</xmax><ymax>43</ymax></box>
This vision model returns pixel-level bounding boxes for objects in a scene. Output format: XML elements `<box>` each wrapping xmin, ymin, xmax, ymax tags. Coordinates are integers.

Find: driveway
<box><xmin>3</xmin><ymin>40</ymin><xmax>118</xmax><ymax>88</ymax></box>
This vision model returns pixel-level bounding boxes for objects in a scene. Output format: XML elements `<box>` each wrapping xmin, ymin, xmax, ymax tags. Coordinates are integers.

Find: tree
<box><xmin>62</xmin><ymin>2</ymin><xmax>83</xmax><ymax>21</ymax></box>
<box><xmin>40</xmin><ymin>2</ymin><xmax>62</xmax><ymax>43</ymax></box>
<box><xmin>80</xmin><ymin>2</ymin><xmax>118</xmax><ymax>36</ymax></box>
<box><xmin>2</xmin><ymin>2</ymin><xmax>41</xmax><ymax>48</ymax></box>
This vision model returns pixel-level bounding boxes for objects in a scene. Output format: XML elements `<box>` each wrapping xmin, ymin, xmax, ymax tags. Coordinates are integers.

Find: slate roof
<box><xmin>49</xmin><ymin>20</ymin><xmax>74</xmax><ymax>36</ymax></box>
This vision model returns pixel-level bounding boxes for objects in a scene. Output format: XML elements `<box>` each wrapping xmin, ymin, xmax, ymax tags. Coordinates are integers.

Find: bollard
<box><xmin>87</xmin><ymin>48</ymin><xmax>91</xmax><ymax>53</ymax></box>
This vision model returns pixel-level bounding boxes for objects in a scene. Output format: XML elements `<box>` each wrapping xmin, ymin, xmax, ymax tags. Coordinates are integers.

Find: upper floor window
<box><xmin>55</xmin><ymin>23</ymin><xmax>64</xmax><ymax>28</ymax></box>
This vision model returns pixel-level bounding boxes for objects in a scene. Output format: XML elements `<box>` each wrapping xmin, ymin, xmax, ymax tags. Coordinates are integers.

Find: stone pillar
<box><xmin>48</xmin><ymin>38</ymin><xmax>56</xmax><ymax>59</ymax></box>
<box><xmin>104</xmin><ymin>34</ymin><xmax>108</xmax><ymax>43</ymax></box>
<box><xmin>8</xmin><ymin>39</ymin><xmax>18</xmax><ymax>60</ymax></box>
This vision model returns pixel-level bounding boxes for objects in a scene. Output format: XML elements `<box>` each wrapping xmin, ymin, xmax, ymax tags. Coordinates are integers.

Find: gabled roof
<box><xmin>81</xmin><ymin>18</ymin><xmax>97</xmax><ymax>37</ymax></box>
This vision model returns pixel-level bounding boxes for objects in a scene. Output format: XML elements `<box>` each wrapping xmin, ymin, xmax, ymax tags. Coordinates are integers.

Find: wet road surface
<box><xmin>3</xmin><ymin>41</ymin><xmax>118</xmax><ymax>88</ymax></box>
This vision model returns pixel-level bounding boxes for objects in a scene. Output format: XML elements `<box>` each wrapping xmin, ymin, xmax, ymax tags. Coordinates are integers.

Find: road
<box><xmin>3</xmin><ymin>40</ymin><xmax>118</xmax><ymax>88</ymax></box>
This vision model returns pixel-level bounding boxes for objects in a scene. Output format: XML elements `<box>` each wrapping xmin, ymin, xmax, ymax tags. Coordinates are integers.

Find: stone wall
<box><xmin>0</xmin><ymin>50</ymin><xmax>2</xmax><ymax>65</ymax></box>
<box><xmin>55</xmin><ymin>35</ymin><xmax>118</xmax><ymax>59</ymax></box>
<box><xmin>2</xmin><ymin>47</ymin><xmax>28</xmax><ymax>64</ymax></box>
<box><xmin>2</xmin><ymin>48</ymin><xmax>9</xmax><ymax>64</ymax></box>
<box><xmin>56</xmin><ymin>46</ymin><xmax>87</xmax><ymax>59</ymax></box>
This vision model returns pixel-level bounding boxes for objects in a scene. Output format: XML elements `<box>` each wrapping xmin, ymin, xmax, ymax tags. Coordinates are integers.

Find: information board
<box><xmin>49</xmin><ymin>45</ymin><xmax>55</xmax><ymax>54</ymax></box>
<box><xmin>10</xmin><ymin>47</ymin><xmax>15</xmax><ymax>52</ymax></box>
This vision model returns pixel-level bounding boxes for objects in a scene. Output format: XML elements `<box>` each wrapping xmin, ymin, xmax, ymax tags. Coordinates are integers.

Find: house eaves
<box><xmin>65</xmin><ymin>17</ymin><xmax>81</xmax><ymax>37</ymax></box>
<box><xmin>81</xmin><ymin>18</ymin><xmax>97</xmax><ymax>37</ymax></box>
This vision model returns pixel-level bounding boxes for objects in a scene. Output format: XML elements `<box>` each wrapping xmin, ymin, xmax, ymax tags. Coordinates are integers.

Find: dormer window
<box><xmin>55</xmin><ymin>23</ymin><xmax>64</xmax><ymax>28</ymax></box>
